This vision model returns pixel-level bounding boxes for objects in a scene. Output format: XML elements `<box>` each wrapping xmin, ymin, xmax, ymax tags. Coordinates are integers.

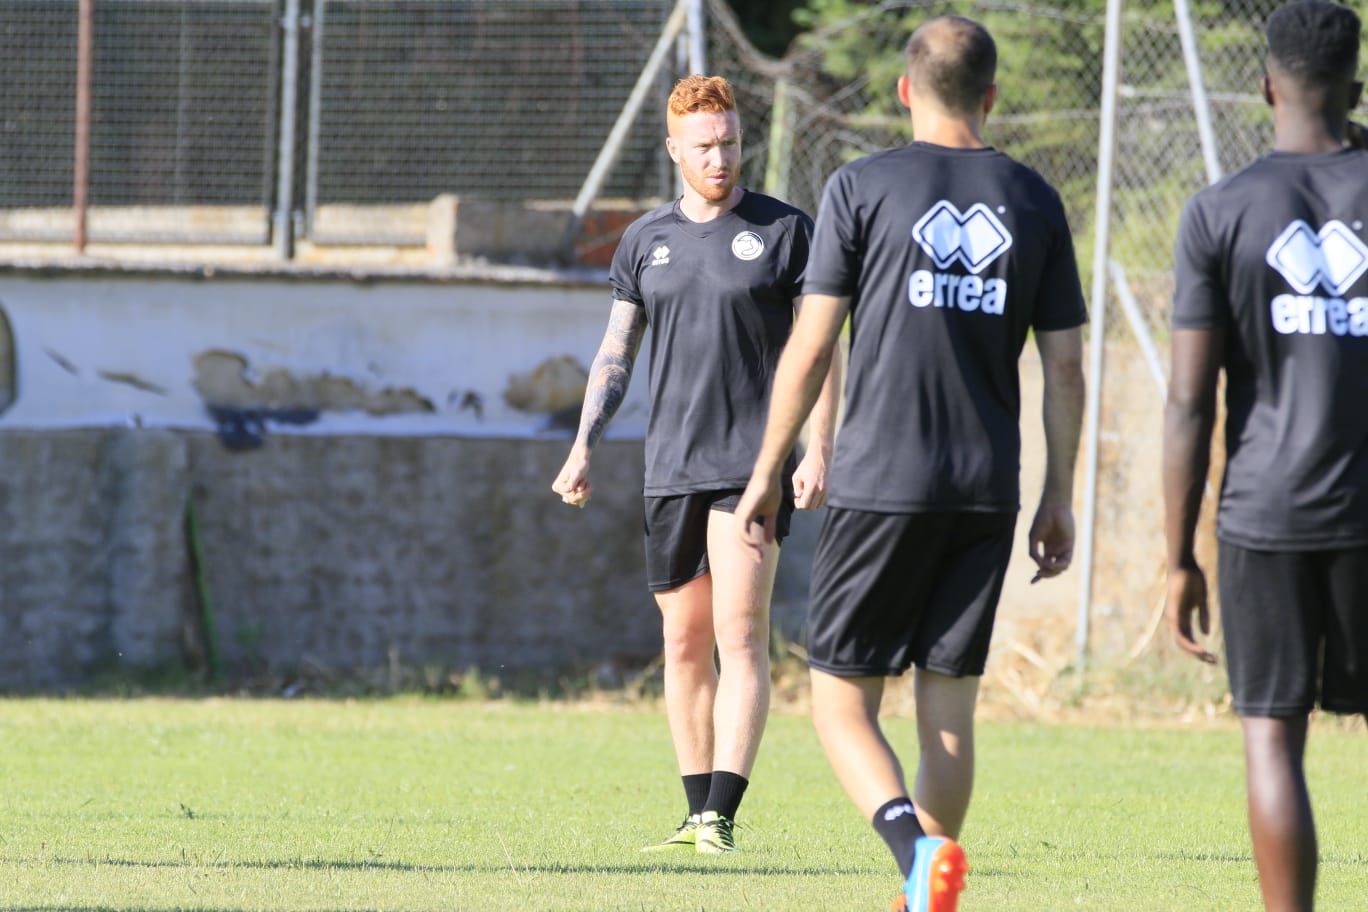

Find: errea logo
<box><xmin>1266</xmin><ymin>220</ymin><xmax>1368</xmax><ymax>338</ymax></box>
<box><xmin>913</xmin><ymin>201</ymin><xmax>1013</xmax><ymax>273</ymax></box>
<box><xmin>1266</xmin><ymin>220</ymin><xmax>1368</xmax><ymax>296</ymax></box>
<box><xmin>907</xmin><ymin>201</ymin><xmax>1012</xmax><ymax>315</ymax></box>
<box><xmin>649</xmin><ymin>245</ymin><xmax>670</xmax><ymax>267</ymax></box>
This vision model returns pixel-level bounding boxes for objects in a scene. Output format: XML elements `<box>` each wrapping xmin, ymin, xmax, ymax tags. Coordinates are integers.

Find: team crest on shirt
<box><xmin>649</xmin><ymin>244</ymin><xmax>671</xmax><ymax>267</ymax></box>
<box><xmin>1265</xmin><ymin>219</ymin><xmax>1368</xmax><ymax>337</ymax></box>
<box><xmin>731</xmin><ymin>231</ymin><xmax>765</xmax><ymax>261</ymax></box>
<box><xmin>906</xmin><ymin>201</ymin><xmax>1012</xmax><ymax>315</ymax></box>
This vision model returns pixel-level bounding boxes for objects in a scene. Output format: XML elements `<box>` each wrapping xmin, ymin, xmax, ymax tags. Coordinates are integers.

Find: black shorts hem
<box><xmin>920</xmin><ymin>659</ymin><xmax>983</xmax><ymax>679</ymax></box>
<box><xmin>1232</xmin><ymin>701</ymin><xmax>1314</xmax><ymax>719</ymax></box>
<box><xmin>808</xmin><ymin>658</ymin><xmax>906</xmax><ymax>678</ymax></box>
<box><xmin>647</xmin><ymin>564</ymin><xmax>710</xmax><ymax>594</ymax></box>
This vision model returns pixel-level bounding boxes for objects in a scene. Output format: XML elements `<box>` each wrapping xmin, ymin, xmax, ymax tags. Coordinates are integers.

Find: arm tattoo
<box><xmin>577</xmin><ymin>300</ymin><xmax>647</xmax><ymax>449</ymax></box>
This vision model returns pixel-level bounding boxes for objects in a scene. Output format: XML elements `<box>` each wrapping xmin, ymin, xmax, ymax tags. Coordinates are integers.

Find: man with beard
<box><xmin>553</xmin><ymin>74</ymin><xmax>841</xmax><ymax>854</ymax></box>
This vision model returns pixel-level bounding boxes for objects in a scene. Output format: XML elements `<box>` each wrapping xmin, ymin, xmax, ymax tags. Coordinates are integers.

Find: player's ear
<box><xmin>1260</xmin><ymin>74</ymin><xmax>1274</xmax><ymax>107</ymax></box>
<box><xmin>897</xmin><ymin>74</ymin><xmax>912</xmax><ymax>110</ymax></box>
<box><xmin>983</xmin><ymin>83</ymin><xmax>998</xmax><ymax>117</ymax></box>
<box><xmin>1348</xmin><ymin>79</ymin><xmax>1363</xmax><ymax>111</ymax></box>
<box><xmin>665</xmin><ymin>135</ymin><xmax>681</xmax><ymax>164</ymax></box>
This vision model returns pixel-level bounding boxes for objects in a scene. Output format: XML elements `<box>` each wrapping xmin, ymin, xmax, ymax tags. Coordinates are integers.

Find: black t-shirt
<box><xmin>1172</xmin><ymin>148</ymin><xmax>1368</xmax><ymax>549</ymax></box>
<box><xmin>804</xmin><ymin>143</ymin><xmax>1087</xmax><ymax>512</ymax></box>
<box><xmin>610</xmin><ymin>190</ymin><xmax>812</xmax><ymax>495</ymax></box>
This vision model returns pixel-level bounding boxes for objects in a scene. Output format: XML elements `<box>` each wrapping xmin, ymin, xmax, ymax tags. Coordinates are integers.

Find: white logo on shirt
<box><xmin>649</xmin><ymin>245</ymin><xmax>671</xmax><ymax>267</ymax></box>
<box><xmin>912</xmin><ymin>201</ymin><xmax>1013</xmax><ymax>273</ymax></box>
<box><xmin>731</xmin><ymin>231</ymin><xmax>765</xmax><ymax>261</ymax></box>
<box><xmin>1265</xmin><ymin>220</ymin><xmax>1368</xmax><ymax>337</ymax></box>
<box><xmin>907</xmin><ymin>201</ymin><xmax>1011</xmax><ymax>314</ymax></box>
<box><xmin>1266</xmin><ymin>220</ymin><xmax>1368</xmax><ymax>296</ymax></box>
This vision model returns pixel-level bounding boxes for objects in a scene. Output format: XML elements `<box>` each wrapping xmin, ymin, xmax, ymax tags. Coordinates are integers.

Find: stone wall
<box><xmin>0</xmin><ymin>428</ymin><xmax>652</xmax><ymax>687</ymax></box>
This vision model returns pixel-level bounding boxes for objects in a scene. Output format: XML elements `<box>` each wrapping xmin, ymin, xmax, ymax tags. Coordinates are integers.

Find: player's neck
<box><xmin>677</xmin><ymin>187</ymin><xmax>743</xmax><ymax>223</ymax></box>
<box><xmin>1272</xmin><ymin>106</ymin><xmax>1350</xmax><ymax>154</ymax></box>
<box><xmin>909</xmin><ymin>112</ymin><xmax>987</xmax><ymax>150</ymax></box>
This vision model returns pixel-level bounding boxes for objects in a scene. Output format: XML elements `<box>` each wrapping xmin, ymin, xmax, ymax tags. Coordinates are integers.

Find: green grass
<box><xmin>1</xmin><ymin>699</ymin><xmax>1364</xmax><ymax>911</ymax></box>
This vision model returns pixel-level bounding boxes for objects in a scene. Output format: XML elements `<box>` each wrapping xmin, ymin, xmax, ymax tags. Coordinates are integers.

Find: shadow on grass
<box><xmin>41</xmin><ymin>855</ymin><xmax>865</xmax><ymax>877</ymax></box>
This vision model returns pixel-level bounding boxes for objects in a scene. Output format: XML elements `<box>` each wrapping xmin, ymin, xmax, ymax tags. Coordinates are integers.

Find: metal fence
<box><xmin>2</xmin><ymin>0</ymin><xmax>280</xmax><ymax>242</ymax></box>
<box><xmin>0</xmin><ymin>0</ymin><xmax>1308</xmax><ymax>259</ymax></box>
<box><xmin>306</xmin><ymin>0</ymin><xmax>676</xmax><ymax>243</ymax></box>
<box><xmin>1</xmin><ymin>0</ymin><xmax>676</xmax><ymax>246</ymax></box>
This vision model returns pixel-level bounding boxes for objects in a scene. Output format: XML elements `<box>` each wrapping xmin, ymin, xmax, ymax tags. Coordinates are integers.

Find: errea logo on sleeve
<box><xmin>907</xmin><ymin>201</ymin><xmax>1012</xmax><ymax>315</ymax></box>
<box><xmin>1266</xmin><ymin>220</ymin><xmax>1368</xmax><ymax>337</ymax></box>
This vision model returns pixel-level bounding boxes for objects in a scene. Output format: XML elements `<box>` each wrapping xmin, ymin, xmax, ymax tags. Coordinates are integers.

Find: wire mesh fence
<box><xmin>0</xmin><ymin>0</ymin><xmax>1328</xmax><ymax>260</ymax></box>
<box><xmin>306</xmin><ymin>0</ymin><xmax>676</xmax><ymax>243</ymax></box>
<box><xmin>1</xmin><ymin>0</ymin><xmax>279</xmax><ymax>243</ymax></box>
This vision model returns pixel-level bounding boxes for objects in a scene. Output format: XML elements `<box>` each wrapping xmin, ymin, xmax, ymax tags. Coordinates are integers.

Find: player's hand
<box><xmin>791</xmin><ymin>449</ymin><xmax>829</xmax><ymax>511</ymax></box>
<box><xmin>735</xmin><ymin>471</ymin><xmax>783</xmax><ymax>561</ymax></box>
<box><xmin>1027</xmin><ymin>499</ymin><xmax>1074</xmax><ymax>582</ymax></box>
<box><xmin>551</xmin><ymin>447</ymin><xmax>592</xmax><ymax>508</ymax></box>
<box><xmin>1347</xmin><ymin>119</ymin><xmax>1367</xmax><ymax>150</ymax></box>
<box><xmin>1166</xmin><ymin>562</ymin><xmax>1216</xmax><ymax>664</ymax></box>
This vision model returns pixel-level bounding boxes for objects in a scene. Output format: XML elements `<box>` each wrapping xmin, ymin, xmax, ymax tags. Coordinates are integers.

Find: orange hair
<box><xmin>667</xmin><ymin>75</ymin><xmax>736</xmax><ymax>119</ymax></box>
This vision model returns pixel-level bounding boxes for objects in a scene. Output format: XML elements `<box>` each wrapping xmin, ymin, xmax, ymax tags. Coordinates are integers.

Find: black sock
<box><xmin>871</xmin><ymin>796</ymin><xmax>925</xmax><ymax>879</ymax></box>
<box><xmin>701</xmin><ymin>770</ymin><xmax>749</xmax><ymax>820</ymax></box>
<box><xmin>682</xmin><ymin>773</ymin><xmax>712</xmax><ymax>817</ymax></box>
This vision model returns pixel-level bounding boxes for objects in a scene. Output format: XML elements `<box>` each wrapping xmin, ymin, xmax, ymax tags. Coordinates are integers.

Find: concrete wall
<box><xmin>0</xmin><ymin>427</ymin><xmax>665</xmax><ymax>688</ymax></box>
<box><xmin>0</xmin><ymin>266</ymin><xmax>818</xmax><ymax>690</ymax></box>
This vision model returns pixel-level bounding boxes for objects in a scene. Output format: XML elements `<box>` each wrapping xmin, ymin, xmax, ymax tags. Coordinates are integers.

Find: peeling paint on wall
<box><xmin>0</xmin><ymin>274</ymin><xmax>649</xmax><ymax>438</ymax></box>
<box><xmin>99</xmin><ymin>371</ymin><xmax>169</xmax><ymax>396</ymax></box>
<box><xmin>503</xmin><ymin>355</ymin><xmax>587</xmax><ymax>414</ymax></box>
<box><xmin>0</xmin><ymin>302</ymin><xmax>12</xmax><ymax>415</ymax></box>
<box><xmin>193</xmin><ymin>350</ymin><xmax>435</xmax><ymax>415</ymax></box>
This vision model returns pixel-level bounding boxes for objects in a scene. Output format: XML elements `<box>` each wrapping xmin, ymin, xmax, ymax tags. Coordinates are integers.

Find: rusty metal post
<box><xmin>73</xmin><ymin>0</ymin><xmax>94</xmax><ymax>252</ymax></box>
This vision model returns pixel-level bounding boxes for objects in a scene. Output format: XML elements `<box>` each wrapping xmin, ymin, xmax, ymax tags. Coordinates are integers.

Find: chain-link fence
<box><xmin>0</xmin><ymin>0</ymin><xmax>1328</xmax><ymax>260</ymax></box>
<box><xmin>306</xmin><ymin>0</ymin><xmax>676</xmax><ymax>243</ymax></box>
<box><xmin>1</xmin><ymin>0</ymin><xmax>280</xmax><ymax>243</ymax></box>
<box><xmin>1</xmin><ymin>0</ymin><xmax>677</xmax><ymax>246</ymax></box>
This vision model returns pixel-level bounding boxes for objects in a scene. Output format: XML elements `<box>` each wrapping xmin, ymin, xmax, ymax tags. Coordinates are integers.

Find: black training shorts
<box><xmin>1218</xmin><ymin>541</ymin><xmax>1368</xmax><ymax>717</ymax></box>
<box><xmin>643</xmin><ymin>489</ymin><xmax>793</xmax><ymax>593</ymax></box>
<box><xmin>807</xmin><ymin>508</ymin><xmax>1016</xmax><ymax>678</ymax></box>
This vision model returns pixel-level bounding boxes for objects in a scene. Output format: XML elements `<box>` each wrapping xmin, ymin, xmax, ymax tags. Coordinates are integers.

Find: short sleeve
<box><xmin>1030</xmin><ymin>193</ymin><xmax>1088</xmax><ymax>332</ymax></box>
<box><xmin>781</xmin><ymin>211</ymin><xmax>815</xmax><ymax>300</ymax></box>
<box><xmin>1171</xmin><ymin>195</ymin><xmax>1227</xmax><ymax>330</ymax></box>
<box><xmin>803</xmin><ymin>166</ymin><xmax>863</xmax><ymax>297</ymax></box>
<box><xmin>608</xmin><ymin>223</ymin><xmax>646</xmax><ymax>307</ymax></box>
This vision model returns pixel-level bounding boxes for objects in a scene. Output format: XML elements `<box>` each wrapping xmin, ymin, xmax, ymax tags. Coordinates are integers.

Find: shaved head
<box><xmin>904</xmin><ymin>16</ymin><xmax>997</xmax><ymax>116</ymax></box>
<box><xmin>1266</xmin><ymin>0</ymin><xmax>1360</xmax><ymax>90</ymax></box>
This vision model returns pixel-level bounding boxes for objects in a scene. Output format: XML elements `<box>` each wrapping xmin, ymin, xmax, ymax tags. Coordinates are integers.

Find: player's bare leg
<box><xmin>810</xmin><ymin>667</ymin><xmax>971</xmax><ymax>912</ymax></box>
<box><xmin>704</xmin><ymin>508</ymin><xmax>778</xmax><ymax>781</ymax></box>
<box><xmin>1241</xmin><ymin>714</ymin><xmax>1317</xmax><ymax>912</ymax></box>
<box><xmin>655</xmin><ymin>574</ymin><xmax>718</xmax><ymax>778</ymax></box>
<box><xmin>809</xmin><ymin>670</ymin><xmax>906</xmax><ymax>817</ymax></box>
<box><xmin>912</xmin><ymin>668</ymin><xmax>979</xmax><ymax>839</ymax></box>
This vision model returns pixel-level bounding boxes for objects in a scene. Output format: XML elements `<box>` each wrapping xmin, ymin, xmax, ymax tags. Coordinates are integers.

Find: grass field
<box><xmin>1</xmin><ymin>699</ymin><xmax>1364</xmax><ymax>912</ymax></box>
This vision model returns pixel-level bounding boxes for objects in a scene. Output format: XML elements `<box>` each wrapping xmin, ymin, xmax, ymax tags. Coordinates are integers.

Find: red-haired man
<box><xmin>553</xmin><ymin>74</ymin><xmax>841</xmax><ymax>854</ymax></box>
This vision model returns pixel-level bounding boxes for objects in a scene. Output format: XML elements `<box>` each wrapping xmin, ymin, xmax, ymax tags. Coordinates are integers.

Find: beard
<box><xmin>680</xmin><ymin>159</ymin><xmax>738</xmax><ymax>203</ymax></box>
